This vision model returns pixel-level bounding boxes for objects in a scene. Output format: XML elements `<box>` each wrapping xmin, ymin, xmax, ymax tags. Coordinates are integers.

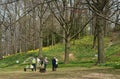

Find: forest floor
<box><xmin>0</xmin><ymin>67</ymin><xmax>120</xmax><ymax>79</ymax></box>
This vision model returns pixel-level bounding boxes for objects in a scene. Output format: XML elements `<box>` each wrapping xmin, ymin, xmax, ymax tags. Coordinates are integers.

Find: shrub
<box><xmin>113</xmin><ymin>62</ymin><xmax>120</xmax><ymax>69</ymax></box>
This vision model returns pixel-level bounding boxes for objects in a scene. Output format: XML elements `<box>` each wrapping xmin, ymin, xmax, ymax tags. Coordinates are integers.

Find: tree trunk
<box><xmin>64</xmin><ymin>34</ymin><xmax>70</xmax><ymax>64</ymax></box>
<box><xmin>97</xmin><ymin>15</ymin><xmax>105</xmax><ymax>64</ymax></box>
<box><xmin>0</xmin><ymin>26</ymin><xmax>2</xmax><ymax>59</ymax></box>
<box><xmin>51</xmin><ymin>34</ymin><xmax>55</xmax><ymax>46</ymax></box>
<box><xmin>38</xmin><ymin>30</ymin><xmax>43</xmax><ymax>58</ymax></box>
<box><xmin>103</xmin><ymin>0</ymin><xmax>109</xmax><ymax>36</ymax></box>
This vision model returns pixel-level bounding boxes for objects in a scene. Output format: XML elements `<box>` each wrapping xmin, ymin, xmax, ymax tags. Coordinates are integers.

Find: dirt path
<box><xmin>0</xmin><ymin>67</ymin><xmax>120</xmax><ymax>79</ymax></box>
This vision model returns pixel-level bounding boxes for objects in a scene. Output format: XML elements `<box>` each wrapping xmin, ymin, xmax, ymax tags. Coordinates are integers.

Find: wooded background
<box><xmin>0</xmin><ymin>0</ymin><xmax>120</xmax><ymax>64</ymax></box>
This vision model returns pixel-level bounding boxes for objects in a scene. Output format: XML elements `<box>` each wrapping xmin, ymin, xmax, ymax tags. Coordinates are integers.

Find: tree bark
<box><xmin>97</xmin><ymin>15</ymin><xmax>105</xmax><ymax>63</ymax></box>
<box><xmin>64</xmin><ymin>35</ymin><xmax>70</xmax><ymax>64</ymax></box>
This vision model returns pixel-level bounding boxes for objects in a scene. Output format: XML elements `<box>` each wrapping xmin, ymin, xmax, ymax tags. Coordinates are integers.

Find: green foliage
<box><xmin>103</xmin><ymin>42</ymin><xmax>120</xmax><ymax>69</ymax></box>
<box><xmin>106</xmin><ymin>43</ymin><xmax>120</xmax><ymax>57</ymax></box>
<box><xmin>113</xmin><ymin>62</ymin><xmax>120</xmax><ymax>69</ymax></box>
<box><xmin>0</xmin><ymin>36</ymin><xmax>120</xmax><ymax>69</ymax></box>
<box><xmin>99</xmin><ymin>61</ymin><xmax>120</xmax><ymax>69</ymax></box>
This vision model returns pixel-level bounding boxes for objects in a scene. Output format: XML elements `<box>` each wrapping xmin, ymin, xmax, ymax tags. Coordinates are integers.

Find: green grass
<box><xmin>0</xmin><ymin>36</ymin><xmax>120</xmax><ymax>69</ymax></box>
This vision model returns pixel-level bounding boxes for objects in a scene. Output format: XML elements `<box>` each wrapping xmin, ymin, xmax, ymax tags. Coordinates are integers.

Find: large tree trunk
<box><xmin>85</xmin><ymin>0</ymin><xmax>108</xmax><ymax>64</ymax></box>
<box><xmin>97</xmin><ymin>15</ymin><xmax>105</xmax><ymax>64</ymax></box>
<box><xmin>64</xmin><ymin>34</ymin><xmax>70</xmax><ymax>64</ymax></box>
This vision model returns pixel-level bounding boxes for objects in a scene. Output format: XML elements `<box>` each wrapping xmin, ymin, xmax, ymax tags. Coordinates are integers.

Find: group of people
<box><xmin>24</xmin><ymin>56</ymin><xmax>58</xmax><ymax>72</ymax></box>
<box><xmin>32</xmin><ymin>56</ymin><xmax>49</xmax><ymax>72</ymax></box>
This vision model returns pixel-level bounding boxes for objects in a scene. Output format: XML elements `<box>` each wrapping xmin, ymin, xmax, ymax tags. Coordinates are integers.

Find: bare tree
<box><xmin>46</xmin><ymin>0</ymin><xmax>93</xmax><ymax>64</ymax></box>
<box><xmin>86</xmin><ymin>0</ymin><xmax>120</xmax><ymax>64</ymax></box>
<box><xmin>36</xmin><ymin>0</ymin><xmax>50</xmax><ymax>58</ymax></box>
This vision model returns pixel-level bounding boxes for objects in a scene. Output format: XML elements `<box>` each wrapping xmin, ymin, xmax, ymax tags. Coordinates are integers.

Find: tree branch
<box><xmin>70</xmin><ymin>16</ymin><xmax>94</xmax><ymax>40</ymax></box>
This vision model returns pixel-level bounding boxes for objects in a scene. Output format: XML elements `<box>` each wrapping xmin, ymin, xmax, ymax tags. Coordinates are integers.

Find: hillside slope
<box><xmin>0</xmin><ymin>36</ymin><xmax>120</xmax><ymax>69</ymax></box>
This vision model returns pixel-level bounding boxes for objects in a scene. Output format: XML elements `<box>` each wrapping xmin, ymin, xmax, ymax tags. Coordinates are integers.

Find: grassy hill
<box><xmin>0</xmin><ymin>36</ymin><xmax>120</xmax><ymax>70</ymax></box>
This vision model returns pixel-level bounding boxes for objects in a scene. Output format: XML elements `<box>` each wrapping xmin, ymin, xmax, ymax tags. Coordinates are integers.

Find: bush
<box><xmin>113</xmin><ymin>62</ymin><xmax>120</xmax><ymax>69</ymax></box>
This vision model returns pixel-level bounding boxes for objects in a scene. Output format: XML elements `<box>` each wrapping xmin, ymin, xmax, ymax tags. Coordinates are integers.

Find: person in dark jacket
<box><xmin>52</xmin><ymin>57</ymin><xmax>56</xmax><ymax>71</ymax></box>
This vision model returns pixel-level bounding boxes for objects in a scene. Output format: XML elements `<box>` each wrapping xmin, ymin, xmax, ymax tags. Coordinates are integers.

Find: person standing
<box><xmin>44</xmin><ymin>57</ymin><xmax>48</xmax><ymax>71</ymax></box>
<box><xmin>52</xmin><ymin>57</ymin><xmax>56</xmax><ymax>71</ymax></box>
<box><xmin>32</xmin><ymin>57</ymin><xmax>36</xmax><ymax>71</ymax></box>
<box><xmin>36</xmin><ymin>57</ymin><xmax>41</xmax><ymax>67</ymax></box>
<box><xmin>39</xmin><ymin>60</ymin><xmax>45</xmax><ymax>73</ymax></box>
<box><xmin>55</xmin><ymin>57</ymin><xmax>58</xmax><ymax>70</ymax></box>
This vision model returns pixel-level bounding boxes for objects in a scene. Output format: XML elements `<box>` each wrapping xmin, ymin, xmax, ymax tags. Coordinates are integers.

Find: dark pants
<box><xmin>52</xmin><ymin>64</ymin><xmax>56</xmax><ymax>71</ymax></box>
<box><xmin>44</xmin><ymin>64</ymin><xmax>47</xmax><ymax>71</ymax></box>
<box><xmin>32</xmin><ymin>63</ymin><xmax>36</xmax><ymax>71</ymax></box>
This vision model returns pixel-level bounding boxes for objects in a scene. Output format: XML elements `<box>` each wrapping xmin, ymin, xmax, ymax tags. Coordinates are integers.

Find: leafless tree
<box><xmin>86</xmin><ymin>0</ymin><xmax>120</xmax><ymax>64</ymax></box>
<box><xmin>46</xmin><ymin>0</ymin><xmax>93</xmax><ymax>63</ymax></box>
